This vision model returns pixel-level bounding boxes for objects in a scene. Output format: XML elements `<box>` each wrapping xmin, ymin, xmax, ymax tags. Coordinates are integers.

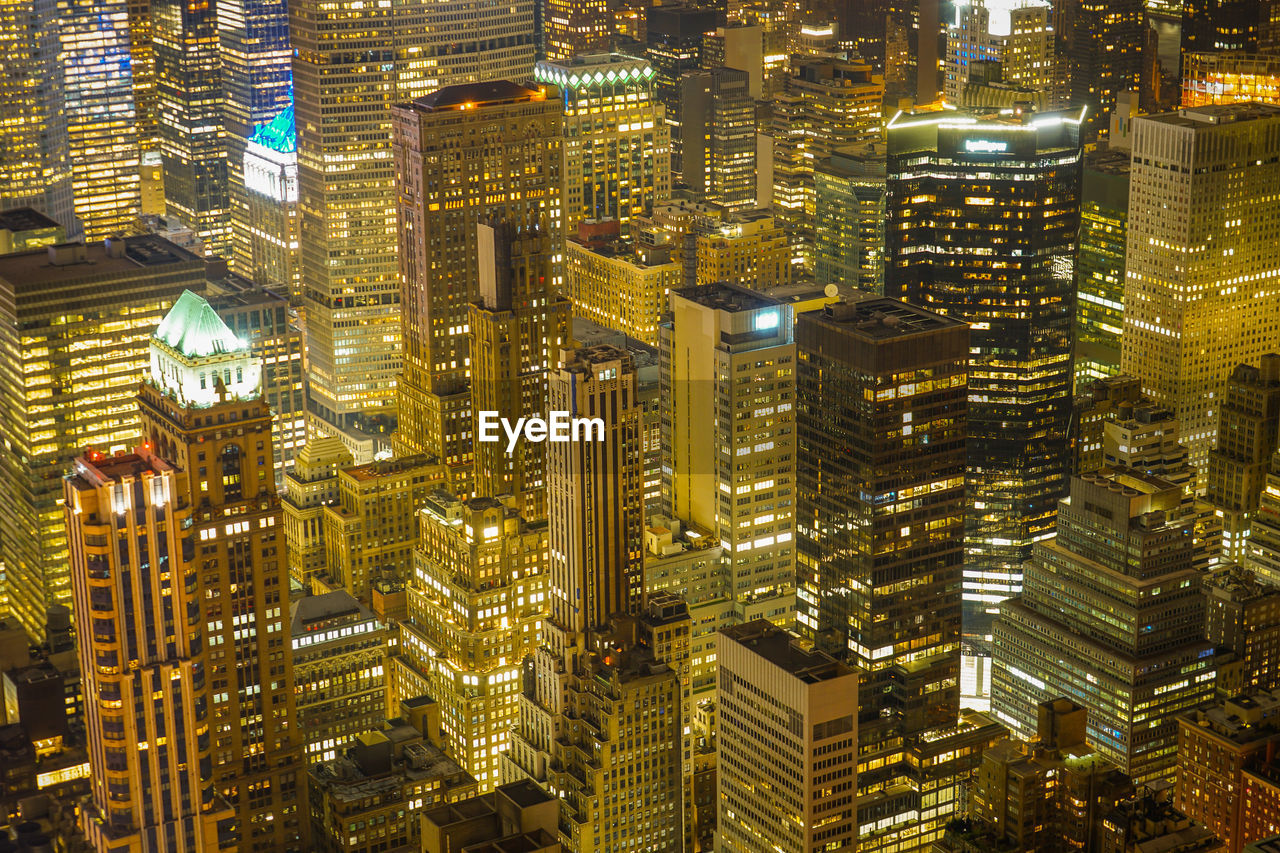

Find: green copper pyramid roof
<box><xmin>154</xmin><ymin>290</ymin><xmax>246</xmax><ymax>358</ymax></box>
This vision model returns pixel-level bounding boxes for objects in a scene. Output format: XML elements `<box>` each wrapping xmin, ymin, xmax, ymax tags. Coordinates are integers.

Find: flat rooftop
<box><xmin>0</xmin><ymin>207</ymin><xmax>60</xmax><ymax>233</ymax></box>
<box><xmin>722</xmin><ymin>620</ymin><xmax>853</xmax><ymax>683</ymax></box>
<box><xmin>1145</xmin><ymin>102</ymin><xmax>1280</xmax><ymax>128</ymax></box>
<box><xmin>0</xmin><ymin>234</ymin><xmax>202</xmax><ymax>287</ymax></box>
<box><xmin>800</xmin><ymin>295</ymin><xmax>965</xmax><ymax>339</ymax></box>
<box><xmin>674</xmin><ymin>281</ymin><xmax>779</xmax><ymax>313</ymax></box>
<box><xmin>410</xmin><ymin>80</ymin><xmax>545</xmax><ymax>112</ymax></box>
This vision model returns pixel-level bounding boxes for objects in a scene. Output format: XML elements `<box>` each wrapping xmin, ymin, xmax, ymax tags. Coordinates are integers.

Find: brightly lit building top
<box><xmin>249</xmin><ymin>100</ymin><xmax>296</xmax><ymax>154</ymax></box>
<box><xmin>535</xmin><ymin>52</ymin><xmax>655</xmax><ymax>88</ymax></box>
<box><xmin>245</xmin><ymin>99</ymin><xmax>298</xmax><ymax>204</ymax></box>
<box><xmin>149</xmin><ymin>290</ymin><xmax>262</xmax><ymax>407</ymax></box>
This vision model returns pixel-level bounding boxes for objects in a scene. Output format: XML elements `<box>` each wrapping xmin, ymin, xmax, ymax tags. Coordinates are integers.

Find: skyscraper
<box><xmin>991</xmin><ymin>469</ymin><xmax>1216</xmax><ymax>785</ymax></box>
<box><xmin>662</xmin><ymin>283</ymin><xmax>798</xmax><ymax>626</ymax></box>
<box><xmin>886</xmin><ymin>105</ymin><xmax>1083</xmax><ymax>646</ymax></box>
<box><xmin>221</xmin><ymin>0</ymin><xmax>292</xmax><ymax>278</ymax></box>
<box><xmin>1182</xmin><ymin>52</ymin><xmax>1280</xmax><ymax>108</ymax></box>
<box><xmin>1122</xmin><ymin>104</ymin><xmax>1280</xmax><ymax>475</ymax></box>
<box><xmin>646</xmin><ymin>4</ymin><xmax>726</xmax><ymax>174</ymax></box>
<box><xmin>59</xmin><ymin>0</ymin><xmax>142</xmax><ymax>240</ymax></box>
<box><xmin>290</xmin><ymin>1</ymin><xmax>536</xmax><ymax>458</ymax></box>
<box><xmin>65</xmin><ymin>449</ymin><xmax>237</xmax><ymax>853</ymax></box>
<box><xmin>1055</xmin><ymin>0</ymin><xmax>1146</xmax><ymax>138</ymax></box>
<box><xmin>944</xmin><ymin>0</ymin><xmax>1055</xmax><ymax>104</ymax></box>
<box><xmin>772</xmin><ymin>57</ymin><xmax>884</xmax><ymax>269</ymax></box>
<box><xmin>795</xmin><ymin>296</ymin><xmax>969</xmax><ymax>732</ymax></box>
<box><xmin>813</xmin><ymin>142</ymin><xmax>886</xmax><ymax>292</ymax></box>
<box><xmin>391</xmin><ymin>82</ymin><xmax>562</xmax><ymax>482</ymax></box>
<box><xmin>716</xmin><ymin>620</ymin><xmax>859</xmax><ymax>853</ymax></box>
<box><xmin>1207</xmin><ymin>356</ymin><xmax>1280</xmax><ymax>563</ymax></box>
<box><xmin>137</xmin><ymin>290</ymin><xmax>305</xmax><ymax>850</ymax></box>
<box><xmin>504</xmin><ymin>344</ymin><xmax>689</xmax><ymax>852</ymax></box>
<box><xmin>1075</xmin><ymin>146</ymin><xmax>1130</xmax><ymax>389</ymax></box>
<box><xmin>533</xmin><ymin>54</ymin><xmax>669</xmax><ymax>237</ymax></box>
<box><xmin>153</xmin><ymin>0</ymin><xmax>227</xmax><ymax>254</ymax></box>
<box><xmin>678</xmin><ymin>67</ymin><xmax>756</xmax><ymax>209</ymax></box>
<box><xmin>468</xmin><ymin>221</ymin><xmax>571</xmax><ymax>519</ymax></box>
<box><xmin>236</xmin><ymin>101</ymin><xmax>299</xmax><ymax>303</ymax></box>
<box><xmin>0</xmin><ymin>236</ymin><xmax>202</xmax><ymax>641</ymax></box>
<box><xmin>542</xmin><ymin>0</ymin><xmax>611</xmax><ymax>60</ymax></box>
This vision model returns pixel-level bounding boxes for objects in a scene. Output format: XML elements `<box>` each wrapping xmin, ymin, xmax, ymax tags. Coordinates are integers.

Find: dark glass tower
<box><xmin>1055</xmin><ymin>0</ymin><xmax>1146</xmax><ymax>138</ymax></box>
<box><xmin>885</xmin><ymin>106</ymin><xmax>1083</xmax><ymax>649</ymax></box>
<box><xmin>796</xmin><ymin>295</ymin><xmax>969</xmax><ymax>734</ymax></box>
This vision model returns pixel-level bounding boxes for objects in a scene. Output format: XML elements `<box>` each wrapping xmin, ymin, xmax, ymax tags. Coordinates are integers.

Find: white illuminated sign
<box><xmin>965</xmin><ymin>139</ymin><xmax>1008</xmax><ymax>153</ymax></box>
<box><xmin>754</xmin><ymin>310</ymin><xmax>779</xmax><ymax>331</ymax></box>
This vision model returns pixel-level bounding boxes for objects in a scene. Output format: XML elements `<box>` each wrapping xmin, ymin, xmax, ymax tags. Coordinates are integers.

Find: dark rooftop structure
<box><xmin>0</xmin><ymin>207</ymin><xmax>60</xmax><ymax>234</ymax></box>
<box><xmin>0</xmin><ymin>234</ymin><xmax>203</xmax><ymax>288</ymax></box>
<box><xmin>410</xmin><ymin>80</ymin><xmax>545</xmax><ymax>111</ymax></box>
<box><xmin>721</xmin><ymin>620</ymin><xmax>853</xmax><ymax>684</ymax></box>
<box><xmin>800</xmin><ymin>293</ymin><xmax>967</xmax><ymax>339</ymax></box>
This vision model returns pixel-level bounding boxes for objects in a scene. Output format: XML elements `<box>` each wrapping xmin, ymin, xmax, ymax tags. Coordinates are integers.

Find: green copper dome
<box><xmin>154</xmin><ymin>290</ymin><xmax>246</xmax><ymax>359</ymax></box>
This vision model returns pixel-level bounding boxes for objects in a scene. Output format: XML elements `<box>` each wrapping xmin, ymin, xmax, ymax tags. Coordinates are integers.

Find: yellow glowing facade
<box><xmin>565</xmin><ymin>235</ymin><xmax>679</xmax><ymax>346</ymax></box>
<box><xmin>542</xmin><ymin>0</ymin><xmax>611</xmax><ymax>60</ymax></box>
<box><xmin>1122</xmin><ymin>104</ymin><xmax>1280</xmax><ymax>475</ymax></box>
<box><xmin>1183</xmin><ymin>52</ymin><xmax>1280</xmax><ymax>107</ymax></box>
<box><xmin>398</xmin><ymin>494</ymin><xmax>547</xmax><ymax>791</ymax></box>
<box><xmin>0</xmin><ymin>238</ymin><xmax>203</xmax><ymax>641</ymax></box>
<box><xmin>694</xmin><ymin>210</ymin><xmax>792</xmax><ymax>289</ymax></box>
<box><xmin>534</xmin><ymin>54</ymin><xmax>670</xmax><ymax>237</ymax></box>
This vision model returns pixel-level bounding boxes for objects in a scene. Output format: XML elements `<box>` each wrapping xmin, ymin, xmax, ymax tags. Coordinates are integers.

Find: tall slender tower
<box><xmin>1122</xmin><ymin>104</ymin><xmax>1280</xmax><ymax>476</ymax></box>
<box><xmin>886</xmin><ymin>105</ymin><xmax>1083</xmax><ymax>649</ymax></box>
<box><xmin>291</xmin><ymin>0</ymin><xmax>536</xmax><ymax>457</ymax></box>
<box><xmin>662</xmin><ymin>283</ymin><xmax>799</xmax><ymax>627</ymax></box>
<box><xmin>153</xmin><ymin>0</ymin><xmax>227</xmax><ymax>254</ymax></box>
<box><xmin>59</xmin><ymin>0</ymin><xmax>143</xmax><ymax>239</ymax></box>
<box><xmin>468</xmin><ymin>222</ymin><xmax>571</xmax><ymax>519</ymax></box>
<box><xmin>65</xmin><ymin>449</ymin><xmax>237</xmax><ymax>852</ymax></box>
<box><xmin>137</xmin><ymin>290</ymin><xmax>305</xmax><ymax>851</ymax></box>
<box><xmin>392</xmin><ymin>82</ymin><xmax>562</xmax><ymax>480</ymax></box>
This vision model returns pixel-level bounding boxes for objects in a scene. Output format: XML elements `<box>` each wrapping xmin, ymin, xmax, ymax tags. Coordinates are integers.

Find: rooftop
<box><xmin>1145</xmin><ymin>102</ymin><xmax>1280</xmax><ymax>127</ymax></box>
<box><xmin>411</xmin><ymin>80</ymin><xmax>545</xmax><ymax>111</ymax></box>
<box><xmin>0</xmin><ymin>234</ymin><xmax>202</xmax><ymax>287</ymax></box>
<box><xmin>290</xmin><ymin>590</ymin><xmax>374</xmax><ymax>636</ymax></box>
<box><xmin>1181</xmin><ymin>689</ymin><xmax>1280</xmax><ymax>745</ymax></box>
<box><xmin>0</xmin><ymin>207</ymin><xmax>60</xmax><ymax>233</ymax></box>
<box><xmin>722</xmin><ymin>620</ymin><xmax>853</xmax><ymax>683</ymax></box>
<box><xmin>800</xmin><ymin>294</ymin><xmax>966</xmax><ymax>338</ymax></box>
<box><xmin>674</xmin><ymin>281</ymin><xmax>780</xmax><ymax>313</ymax></box>
<box><xmin>69</xmin><ymin>448</ymin><xmax>173</xmax><ymax>488</ymax></box>
<box><xmin>248</xmin><ymin>99</ymin><xmax>295</xmax><ymax>154</ymax></box>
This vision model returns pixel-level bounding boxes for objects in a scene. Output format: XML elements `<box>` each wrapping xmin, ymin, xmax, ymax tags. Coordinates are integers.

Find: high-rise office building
<box><xmin>395</xmin><ymin>492</ymin><xmax>548</xmax><ymax>790</ymax></box>
<box><xmin>1183</xmin><ymin>52</ymin><xmax>1280</xmax><ymax>108</ymax></box>
<box><xmin>887</xmin><ymin>105</ymin><xmax>1083</xmax><ymax>646</ymax></box>
<box><xmin>1207</xmin><ymin>356</ymin><xmax>1280</xmax><ymax>562</ymax></box>
<box><xmin>542</xmin><ymin>0</ymin><xmax>611</xmax><ymax>60</ymax></box>
<box><xmin>716</xmin><ymin>620</ymin><xmax>859</xmax><ymax>853</ymax></box>
<box><xmin>205</xmin><ymin>267</ymin><xmax>306</xmax><ymax>487</ymax></box>
<box><xmin>944</xmin><ymin>0</ymin><xmax>1055</xmax><ymax>104</ymax></box>
<box><xmin>291</xmin><ymin>1</ymin><xmax>536</xmax><ymax>458</ymax></box>
<box><xmin>291</xmin><ymin>590</ymin><xmax>388</xmax><ymax>763</ymax></box>
<box><xmin>137</xmin><ymin>290</ymin><xmax>305</xmax><ymax>851</ymax></box>
<box><xmin>534</xmin><ymin>54</ymin><xmax>669</xmax><ymax>237</ymax></box>
<box><xmin>1075</xmin><ymin>146</ymin><xmax>1130</xmax><ymax>389</ymax></box>
<box><xmin>391</xmin><ymin>83</ymin><xmax>562</xmax><ymax>482</ymax></box>
<box><xmin>468</xmin><ymin>222</ymin><xmax>571</xmax><ymax>520</ymax></box>
<box><xmin>153</xmin><ymin>0</ymin><xmax>227</xmax><ymax>254</ymax></box>
<box><xmin>678</xmin><ymin>67</ymin><xmax>756</xmax><ymax>208</ymax></box>
<box><xmin>991</xmin><ymin>469</ymin><xmax>1216</xmax><ymax>785</ymax></box>
<box><xmin>812</xmin><ymin>142</ymin><xmax>886</xmax><ymax>293</ymax></box>
<box><xmin>1055</xmin><ymin>0</ymin><xmax>1146</xmax><ymax>137</ymax></box>
<box><xmin>504</xmin><ymin>343</ymin><xmax>690</xmax><ymax>852</ymax></box>
<box><xmin>0</xmin><ymin>1</ymin><xmax>73</xmax><ymax>231</ymax></box>
<box><xmin>692</xmin><ymin>209</ymin><xmax>791</xmax><ymax>290</ymax></box>
<box><xmin>1184</xmin><ymin>0</ymin><xmax>1263</xmax><ymax>55</ymax></box>
<box><xmin>282</xmin><ymin>436</ymin><xmax>352</xmax><ymax>586</ymax></box>
<box><xmin>646</xmin><ymin>4</ymin><xmax>726</xmax><ymax>174</ymax></box>
<box><xmin>0</xmin><ymin>236</ymin><xmax>202</xmax><ymax>641</ymax></box>
<box><xmin>1250</xmin><ymin>450</ymin><xmax>1280</xmax><ymax>587</ymax></box>
<box><xmin>773</xmin><ymin>57</ymin><xmax>884</xmax><ymax>269</ymax></box>
<box><xmin>65</xmin><ymin>449</ymin><xmax>237</xmax><ymax>853</ymax></box>
<box><xmin>662</xmin><ymin>284</ymin><xmax>798</xmax><ymax>626</ymax></box>
<box><xmin>220</xmin><ymin>0</ymin><xmax>292</xmax><ymax>280</ymax></box>
<box><xmin>1204</xmin><ymin>567</ymin><xmax>1280</xmax><ymax>697</ymax></box>
<box><xmin>796</xmin><ymin>296</ymin><xmax>969</xmax><ymax>730</ymax></box>
<box><xmin>1122</xmin><ymin>104</ymin><xmax>1280</xmax><ymax>475</ymax></box>
<box><xmin>236</xmin><ymin>102</ymin><xmax>299</xmax><ymax>303</ymax></box>
<box><xmin>59</xmin><ymin>0</ymin><xmax>143</xmax><ymax>240</ymax></box>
